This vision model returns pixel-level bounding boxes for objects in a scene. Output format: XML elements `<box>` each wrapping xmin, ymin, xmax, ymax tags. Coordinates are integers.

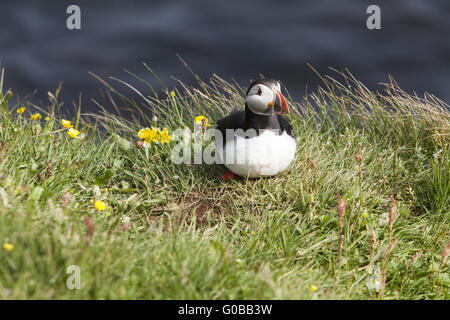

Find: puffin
<box><xmin>215</xmin><ymin>78</ymin><xmax>296</xmax><ymax>179</ymax></box>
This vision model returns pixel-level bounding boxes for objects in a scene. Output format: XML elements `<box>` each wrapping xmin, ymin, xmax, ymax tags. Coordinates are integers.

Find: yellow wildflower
<box><xmin>310</xmin><ymin>285</ymin><xmax>318</xmax><ymax>292</ymax></box>
<box><xmin>67</xmin><ymin>128</ymin><xmax>80</xmax><ymax>138</ymax></box>
<box><xmin>94</xmin><ymin>200</ymin><xmax>107</xmax><ymax>211</ymax></box>
<box><xmin>3</xmin><ymin>243</ymin><xmax>14</xmax><ymax>251</ymax></box>
<box><xmin>170</xmin><ymin>91</ymin><xmax>175</xmax><ymax>98</ymax></box>
<box><xmin>17</xmin><ymin>107</ymin><xmax>25</xmax><ymax>114</ymax></box>
<box><xmin>30</xmin><ymin>113</ymin><xmax>41</xmax><ymax>120</ymax></box>
<box><xmin>362</xmin><ymin>211</ymin><xmax>368</xmax><ymax>219</ymax></box>
<box><xmin>137</xmin><ymin>128</ymin><xmax>147</xmax><ymax>139</ymax></box>
<box><xmin>62</xmin><ymin>119</ymin><xmax>73</xmax><ymax>128</ymax></box>
<box><xmin>195</xmin><ymin>116</ymin><xmax>210</xmax><ymax>127</ymax></box>
<box><xmin>138</xmin><ymin>127</ymin><xmax>159</xmax><ymax>145</ymax></box>
<box><xmin>158</xmin><ymin>128</ymin><xmax>172</xmax><ymax>144</ymax></box>
<box><xmin>45</xmin><ymin>116</ymin><xmax>50</xmax><ymax>121</ymax></box>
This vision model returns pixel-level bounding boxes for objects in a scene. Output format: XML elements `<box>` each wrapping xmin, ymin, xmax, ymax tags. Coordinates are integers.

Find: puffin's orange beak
<box><xmin>274</xmin><ymin>90</ymin><xmax>289</xmax><ymax>114</ymax></box>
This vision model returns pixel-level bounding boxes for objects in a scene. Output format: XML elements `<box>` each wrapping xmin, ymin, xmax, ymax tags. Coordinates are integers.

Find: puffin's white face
<box><xmin>245</xmin><ymin>81</ymin><xmax>288</xmax><ymax>116</ymax></box>
<box><xmin>246</xmin><ymin>84</ymin><xmax>274</xmax><ymax>115</ymax></box>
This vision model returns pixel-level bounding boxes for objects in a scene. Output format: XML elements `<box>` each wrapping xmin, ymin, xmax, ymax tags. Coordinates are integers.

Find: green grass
<box><xmin>0</xmin><ymin>67</ymin><xmax>448</xmax><ymax>299</ymax></box>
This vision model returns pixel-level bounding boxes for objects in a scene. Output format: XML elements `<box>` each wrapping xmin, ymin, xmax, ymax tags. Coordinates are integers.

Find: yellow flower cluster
<box><xmin>158</xmin><ymin>128</ymin><xmax>172</xmax><ymax>144</ymax></box>
<box><xmin>3</xmin><ymin>243</ymin><xmax>14</xmax><ymax>251</ymax></box>
<box><xmin>57</xmin><ymin>119</ymin><xmax>80</xmax><ymax>138</ymax></box>
<box><xmin>195</xmin><ymin>116</ymin><xmax>210</xmax><ymax>127</ymax></box>
<box><xmin>30</xmin><ymin>113</ymin><xmax>41</xmax><ymax>120</ymax></box>
<box><xmin>62</xmin><ymin>119</ymin><xmax>73</xmax><ymax>128</ymax></box>
<box><xmin>17</xmin><ymin>107</ymin><xmax>25</xmax><ymax>114</ymax></box>
<box><xmin>94</xmin><ymin>200</ymin><xmax>107</xmax><ymax>211</ymax></box>
<box><xmin>93</xmin><ymin>200</ymin><xmax>111</xmax><ymax>216</ymax></box>
<box><xmin>138</xmin><ymin>127</ymin><xmax>172</xmax><ymax>145</ymax></box>
<box><xmin>138</xmin><ymin>127</ymin><xmax>158</xmax><ymax>144</ymax></box>
<box><xmin>67</xmin><ymin>128</ymin><xmax>80</xmax><ymax>138</ymax></box>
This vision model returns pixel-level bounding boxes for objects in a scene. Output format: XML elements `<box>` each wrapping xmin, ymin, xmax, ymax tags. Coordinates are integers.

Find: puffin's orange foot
<box><xmin>221</xmin><ymin>170</ymin><xmax>238</xmax><ymax>181</ymax></box>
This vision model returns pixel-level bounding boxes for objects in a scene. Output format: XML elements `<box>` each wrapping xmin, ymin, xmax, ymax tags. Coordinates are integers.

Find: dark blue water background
<box><xmin>1</xmin><ymin>0</ymin><xmax>449</xmax><ymax>114</ymax></box>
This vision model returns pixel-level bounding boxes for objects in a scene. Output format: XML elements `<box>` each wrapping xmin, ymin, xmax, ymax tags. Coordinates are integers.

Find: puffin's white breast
<box><xmin>216</xmin><ymin>130</ymin><xmax>296</xmax><ymax>178</ymax></box>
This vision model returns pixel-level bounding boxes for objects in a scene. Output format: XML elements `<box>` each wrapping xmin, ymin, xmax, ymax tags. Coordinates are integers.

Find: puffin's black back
<box><xmin>216</xmin><ymin>105</ymin><xmax>296</xmax><ymax>142</ymax></box>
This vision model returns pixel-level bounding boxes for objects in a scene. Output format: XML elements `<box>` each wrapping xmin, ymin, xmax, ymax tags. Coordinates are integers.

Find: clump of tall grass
<box><xmin>0</xmin><ymin>64</ymin><xmax>448</xmax><ymax>299</ymax></box>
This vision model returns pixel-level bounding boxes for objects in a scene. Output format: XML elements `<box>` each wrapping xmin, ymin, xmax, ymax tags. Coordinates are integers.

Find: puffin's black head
<box><xmin>245</xmin><ymin>78</ymin><xmax>289</xmax><ymax>116</ymax></box>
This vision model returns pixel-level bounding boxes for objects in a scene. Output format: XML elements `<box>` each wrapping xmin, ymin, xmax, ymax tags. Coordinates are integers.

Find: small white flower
<box><xmin>121</xmin><ymin>216</ymin><xmax>131</xmax><ymax>224</ymax></box>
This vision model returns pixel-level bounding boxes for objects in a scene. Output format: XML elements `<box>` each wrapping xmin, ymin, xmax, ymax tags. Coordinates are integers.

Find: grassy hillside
<box><xmin>0</xmin><ymin>68</ymin><xmax>448</xmax><ymax>299</ymax></box>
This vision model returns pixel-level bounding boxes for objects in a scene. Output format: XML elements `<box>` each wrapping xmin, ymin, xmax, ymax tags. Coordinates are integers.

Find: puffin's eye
<box><xmin>257</xmin><ymin>88</ymin><xmax>262</xmax><ymax>96</ymax></box>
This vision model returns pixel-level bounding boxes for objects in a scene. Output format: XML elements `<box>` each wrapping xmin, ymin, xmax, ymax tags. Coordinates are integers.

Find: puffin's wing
<box><xmin>215</xmin><ymin>109</ymin><xmax>246</xmax><ymax>149</ymax></box>
<box><xmin>216</xmin><ymin>109</ymin><xmax>246</xmax><ymax>137</ymax></box>
<box><xmin>277</xmin><ymin>114</ymin><xmax>296</xmax><ymax>139</ymax></box>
